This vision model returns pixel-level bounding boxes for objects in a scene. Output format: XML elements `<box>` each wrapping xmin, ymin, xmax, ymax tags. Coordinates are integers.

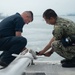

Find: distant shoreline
<box><xmin>0</xmin><ymin>14</ymin><xmax>75</xmax><ymax>20</ymax></box>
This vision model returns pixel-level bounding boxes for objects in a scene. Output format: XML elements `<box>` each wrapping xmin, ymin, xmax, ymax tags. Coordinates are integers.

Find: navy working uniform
<box><xmin>0</xmin><ymin>13</ymin><xmax>27</xmax><ymax>66</ymax></box>
<box><xmin>52</xmin><ymin>17</ymin><xmax>75</xmax><ymax>59</ymax></box>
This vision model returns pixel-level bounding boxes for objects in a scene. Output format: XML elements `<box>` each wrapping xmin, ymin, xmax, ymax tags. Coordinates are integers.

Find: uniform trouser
<box><xmin>51</xmin><ymin>40</ymin><xmax>75</xmax><ymax>59</ymax></box>
<box><xmin>0</xmin><ymin>36</ymin><xmax>27</xmax><ymax>65</ymax></box>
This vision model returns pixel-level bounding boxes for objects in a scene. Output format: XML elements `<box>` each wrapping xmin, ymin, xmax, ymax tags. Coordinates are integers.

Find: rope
<box><xmin>12</xmin><ymin>49</ymin><xmax>46</xmax><ymax>61</ymax></box>
<box><xmin>12</xmin><ymin>54</ymin><xmax>34</xmax><ymax>60</ymax></box>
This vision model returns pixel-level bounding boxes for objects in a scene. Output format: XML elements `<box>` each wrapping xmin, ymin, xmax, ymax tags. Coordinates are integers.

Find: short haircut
<box><xmin>28</xmin><ymin>11</ymin><xmax>33</xmax><ymax>21</ymax></box>
<box><xmin>43</xmin><ymin>9</ymin><xmax>57</xmax><ymax>19</ymax></box>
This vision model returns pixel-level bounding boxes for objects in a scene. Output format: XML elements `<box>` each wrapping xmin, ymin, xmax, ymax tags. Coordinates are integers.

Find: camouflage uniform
<box><xmin>52</xmin><ymin>17</ymin><xmax>75</xmax><ymax>59</ymax></box>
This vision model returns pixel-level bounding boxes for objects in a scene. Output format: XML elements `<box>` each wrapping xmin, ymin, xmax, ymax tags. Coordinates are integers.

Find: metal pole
<box><xmin>0</xmin><ymin>52</ymin><xmax>33</xmax><ymax>75</ymax></box>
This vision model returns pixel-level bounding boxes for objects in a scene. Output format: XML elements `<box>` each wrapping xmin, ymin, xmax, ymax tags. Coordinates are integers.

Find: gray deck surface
<box><xmin>25</xmin><ymin>61</ymin><xmax>75</xmax><ymax>75</ymax></box>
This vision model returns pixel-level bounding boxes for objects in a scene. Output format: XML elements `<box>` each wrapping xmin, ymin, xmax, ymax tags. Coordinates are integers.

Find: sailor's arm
<box><xmin>38</xmin><ymin>37</ymin><xmax>55</xmax><ymax>55</ymax></box>
<box><xmin>15</xmin><ymin>31</ymin><xmax>27</xmax><ymax>51</ymax></box>
<box><xmin>44</xmin><ymin>49</ymin><xmax>54</xmax><ymax>57</ymax></box>
<box><xmin>15</xmin><ymin>31</ymin><xmax>22</xmax><ymax>36</ymax></box>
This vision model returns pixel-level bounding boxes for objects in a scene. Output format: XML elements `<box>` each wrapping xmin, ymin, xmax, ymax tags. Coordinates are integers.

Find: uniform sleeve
<box><xmin>53</xmin><ymin>26</ymin><xmax>64</xmax><ymax>40</ymax></box>
<box><xmin>14</xmin><ymin>17</ymin><xmax>25</xmax><ymax>32</ymax></box>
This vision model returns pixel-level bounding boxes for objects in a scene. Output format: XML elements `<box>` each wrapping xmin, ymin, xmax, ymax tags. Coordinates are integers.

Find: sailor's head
<box><xmin>43</xmin><ymin>9</ymin><xmax>57</xmax><ymax>25</ymax></box>
<box><xmin>21</xmin><ymin>11</ymin><xmax>33</xmax><ymax>24</ymax></box>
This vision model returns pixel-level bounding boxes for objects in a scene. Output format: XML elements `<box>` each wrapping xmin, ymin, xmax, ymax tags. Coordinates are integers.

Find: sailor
<box><xmin>38</xmin><ymin>9</ymin><xmax>75</xmax><ymax>68</ymax></box>
<box><xmin>0</xmin><ymin>11</ymin><xmax>33</xmax><ymax>68</ymax></box>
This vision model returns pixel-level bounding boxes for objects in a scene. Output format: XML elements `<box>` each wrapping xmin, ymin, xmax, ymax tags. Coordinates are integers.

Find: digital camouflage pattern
<box><xmin>52</xmin><ymin>17</ymin><xmax>75</xmax><ymax>59</ymax></box>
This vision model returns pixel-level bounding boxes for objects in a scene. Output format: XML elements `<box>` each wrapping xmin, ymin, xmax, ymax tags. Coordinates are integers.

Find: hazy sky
<box><xmin>0</xmin><ymin>0</ymin><xmax>75</xmax><ymax>15</ymax></box>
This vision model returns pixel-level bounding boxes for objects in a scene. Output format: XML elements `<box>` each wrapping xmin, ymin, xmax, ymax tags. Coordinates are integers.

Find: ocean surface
<box><xmin>22</xmin><ymin>16</ymin><xmax>75</xmax><ymax>61</ymax></box>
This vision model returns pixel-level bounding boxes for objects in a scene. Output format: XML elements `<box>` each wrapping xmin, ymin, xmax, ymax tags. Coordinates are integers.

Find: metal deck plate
<box><xmin>25</xmin><ymin>61</ymin><xmax>75</xmax><ymax>75</ymax></box>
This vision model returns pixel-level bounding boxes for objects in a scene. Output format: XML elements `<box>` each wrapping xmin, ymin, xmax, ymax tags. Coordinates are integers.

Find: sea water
<box><xmin>22</xmin><ymin>16</ymin><xmax>75</xmax><ymax>61</ymax></box>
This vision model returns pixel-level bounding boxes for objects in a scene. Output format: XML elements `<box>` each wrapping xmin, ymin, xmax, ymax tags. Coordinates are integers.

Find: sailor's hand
<box><xmin>44</xmin><ymin>52</ymin><xmax>51</xmax><ymax>57</ymax></box>
<box><xmin>44</xmin><ymin>51</ymin><xmax>53</xmax><ymax>57</ymax></box>
<box><xmin>36</xmin><ymin>50</ymin><xmax>45</xmax><ymax>55</ymax></box>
